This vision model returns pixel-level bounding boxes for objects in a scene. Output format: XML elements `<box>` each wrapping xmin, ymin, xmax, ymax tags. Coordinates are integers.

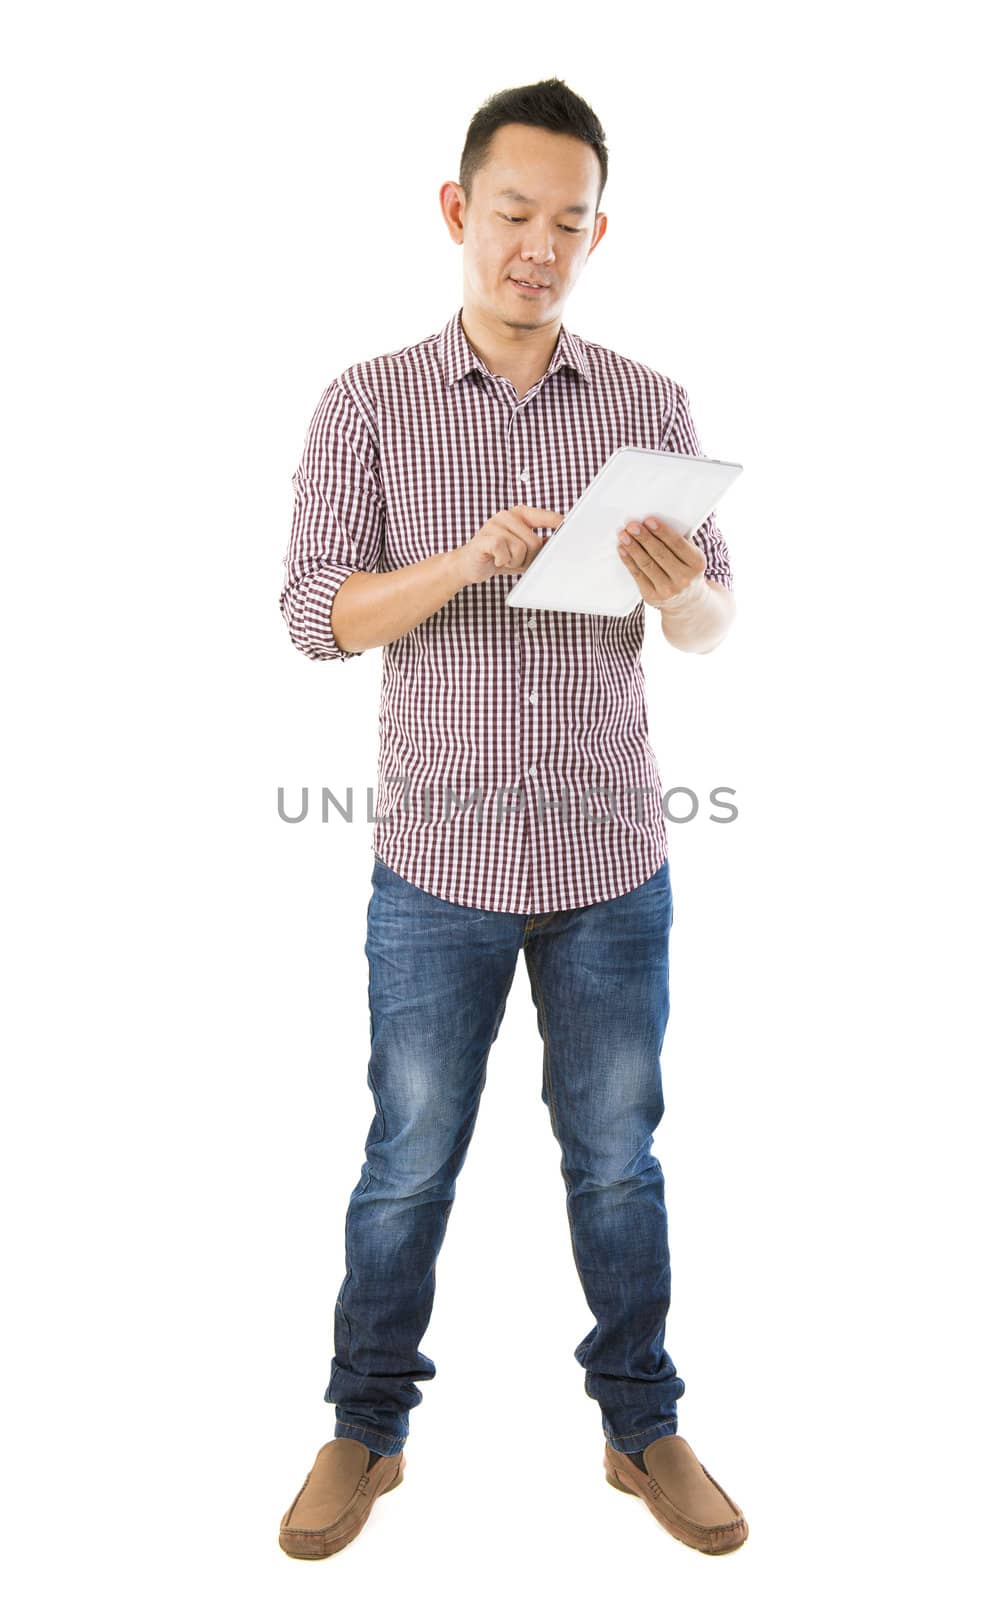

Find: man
<box><xmin>277</xmin><ymin>78</ymin><xmax>747</xmax><ymax>1560</ymax></box>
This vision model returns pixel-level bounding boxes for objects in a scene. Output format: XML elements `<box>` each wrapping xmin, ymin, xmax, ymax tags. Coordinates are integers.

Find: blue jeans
<box><xmin>324</xmin><ymin>854</ymin><xmax>685</xmax><ymax>1456</ymax></box>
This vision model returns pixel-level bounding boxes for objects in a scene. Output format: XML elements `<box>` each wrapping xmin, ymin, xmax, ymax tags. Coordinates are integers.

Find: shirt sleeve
<box><xmin>279</xmin><ymin>377</ymin><xmax>386</xmax><ymax>660</ymax></box>
<box><xmin>661</xmin><ymin>383</ymin><xmax>734</xmax><ymax>591</ymax></box>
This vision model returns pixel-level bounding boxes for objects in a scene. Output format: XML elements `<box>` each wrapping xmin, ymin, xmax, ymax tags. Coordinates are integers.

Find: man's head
<box><xmin>441</xmin><ymin>78</ymin><xmax>609</xmax><ymax>333</ymax></box>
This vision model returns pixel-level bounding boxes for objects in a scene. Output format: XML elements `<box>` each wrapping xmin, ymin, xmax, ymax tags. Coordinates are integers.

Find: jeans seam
<box><xmin>526</xmin><ymin>949</ymin><xmax>588</xmax><ymax>1288</ymax></box>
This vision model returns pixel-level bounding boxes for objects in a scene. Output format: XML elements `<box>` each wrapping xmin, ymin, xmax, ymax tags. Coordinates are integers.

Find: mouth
<box><xmin>510</xmin><ymin>278</ymin><xmax>550</xmax><ymax>295</ymax></box>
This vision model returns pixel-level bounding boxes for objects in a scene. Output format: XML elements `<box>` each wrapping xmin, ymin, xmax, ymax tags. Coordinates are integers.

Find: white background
<box><xmin>3</xmin><ymin>2</ymin><xmax>1004</xmax><ymax>1594</ymax></box>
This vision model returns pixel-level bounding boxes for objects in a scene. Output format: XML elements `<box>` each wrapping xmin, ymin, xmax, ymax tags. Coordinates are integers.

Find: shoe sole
<box><xmin>604</xmin><ymin>1448</ymin><xmax>748</xmax><ymax>1556</ymax></box>
<box><xmin>279</xmin><ymin>1457</ymin><xmax>405</xmax><ymax>1559</ymax></box>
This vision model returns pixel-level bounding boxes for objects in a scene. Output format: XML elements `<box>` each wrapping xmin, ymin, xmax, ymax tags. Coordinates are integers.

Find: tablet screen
<box><xmin>505</xmin><ymin>446</ymin><xmax>742</xmax><ymax>617</ymax></box>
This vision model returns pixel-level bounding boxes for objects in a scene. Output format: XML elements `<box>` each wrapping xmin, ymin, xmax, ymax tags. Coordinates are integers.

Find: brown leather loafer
<box><xmin>279</xmin><ymin>1438</ymin><xmax>405</xmax><ymax>1559</ymax></box>
<box><xmin>604</xmin><ymin>1435</ymin><xmax>748</xmax><ymax>1555</ymax></box>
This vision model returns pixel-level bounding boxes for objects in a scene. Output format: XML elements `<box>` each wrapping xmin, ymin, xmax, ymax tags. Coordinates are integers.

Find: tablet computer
<box><xmin>505</xmin><ymin>446</ymin><xmax>742</xmax><ymax>617</ymax></box>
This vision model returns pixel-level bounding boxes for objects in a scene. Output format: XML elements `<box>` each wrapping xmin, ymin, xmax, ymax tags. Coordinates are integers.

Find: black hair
<box><xmin>459</xmin><ymin>77</ymin><xmax>608</xmax><ymax>213</ymax></box>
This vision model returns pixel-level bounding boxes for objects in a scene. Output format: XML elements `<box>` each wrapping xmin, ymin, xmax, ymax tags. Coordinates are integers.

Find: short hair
<box><xmin>459</xmin><ymin>77</ymin><xmax>608</xmax><ymax>214</ymax></box>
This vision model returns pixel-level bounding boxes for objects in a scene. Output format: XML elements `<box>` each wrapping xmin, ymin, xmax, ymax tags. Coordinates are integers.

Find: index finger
<box><xmin>640</xmin><ymin>516</ymin><xmax>694</xmax><ymax>547</ymax></box>
<box><xmin>514</xmin><ymin>505</ymin><xmax>564</xmax><ymax>528</ymax></box>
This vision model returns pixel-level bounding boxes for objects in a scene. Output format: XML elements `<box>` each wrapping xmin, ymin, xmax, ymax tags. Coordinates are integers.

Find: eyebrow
<box><xmin>494</xmin><ymin>188</ymin><xmax>591</xmax><ymax>217</ymax></box>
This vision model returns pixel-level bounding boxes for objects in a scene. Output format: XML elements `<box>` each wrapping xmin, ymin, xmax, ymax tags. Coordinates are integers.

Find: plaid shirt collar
<box><xmin>436</xmin><ymin>303</ymin><xmax>592</xmax><ymax>389</ymax></box>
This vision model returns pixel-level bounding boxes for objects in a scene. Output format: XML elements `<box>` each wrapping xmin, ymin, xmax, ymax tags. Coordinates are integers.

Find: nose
<box><xmin>521</xmin><ymin>232</ymin><xmax>556</xmax><ymax>265</ymax></box>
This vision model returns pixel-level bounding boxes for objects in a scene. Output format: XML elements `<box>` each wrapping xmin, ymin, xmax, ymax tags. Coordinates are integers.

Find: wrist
<box><xmin>444</xmin><ymin>547</ymin><xmax>470</xmax><ymax>593</ymax></box>
<box><xmin>659</xmin><ymin>576</ymin><xmax>734</xmax><ymax>652</ymax></box>
<box><xmin>658</xmin><ymin>573</ymin><xmax>707</xmax><ymax>612</ymax></box>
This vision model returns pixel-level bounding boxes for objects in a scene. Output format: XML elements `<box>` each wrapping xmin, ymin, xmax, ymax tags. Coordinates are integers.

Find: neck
<box><xmin>460</xmin><ymin>300</ymin><xmax>562</xmax><ymax>390</ymax></box>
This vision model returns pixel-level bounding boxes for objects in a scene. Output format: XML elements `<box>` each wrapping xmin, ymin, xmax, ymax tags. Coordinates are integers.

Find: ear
<box><xmin>587</xmin><ymin>212</ymin><xmax>608</xmax><ymax>258</ymax></box>
<box><xmin>440</xmin><ymin>181</ymin><xmax>465</xmax><ymax>242</ymax></box>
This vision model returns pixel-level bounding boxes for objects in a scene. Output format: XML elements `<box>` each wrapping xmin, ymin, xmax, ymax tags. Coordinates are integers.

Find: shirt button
<box><xmin>519</xmin><ymin>467</ymin><xmax>529</xmax><ymax>483</ymax></box>
<box><xmin>528</xmin><ymin>690</ymin><xmax>538</xmax><ymax>705</ymax></box>
<box><xmin>526</xmin><ymin>614</ymin><xmax>536</xmax><ymax>630</ymax></box>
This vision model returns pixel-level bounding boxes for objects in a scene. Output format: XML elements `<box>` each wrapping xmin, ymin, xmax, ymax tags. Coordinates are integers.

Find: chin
<box><xmin>500</xmin><ymin>288</ymin><xmax>553</xmax><ymax>316</ymax></box>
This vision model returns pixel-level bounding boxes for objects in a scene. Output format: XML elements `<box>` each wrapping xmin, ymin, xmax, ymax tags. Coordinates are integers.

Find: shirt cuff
<box><xmin>282</xmin><ymin>564</ymin><xmax>365</xmax><ymax>661</ymax></box>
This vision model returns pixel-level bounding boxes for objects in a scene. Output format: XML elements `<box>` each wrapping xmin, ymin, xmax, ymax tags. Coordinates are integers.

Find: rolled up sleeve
<box><xmin>661</xmin><ymin>383</ymin><xmax>734</xmax><ymax>591</ymax></box>
<box><xmin>279</xmin><ymin>376</ymin><xmax>386</xmax><ymax>660</ymax></box>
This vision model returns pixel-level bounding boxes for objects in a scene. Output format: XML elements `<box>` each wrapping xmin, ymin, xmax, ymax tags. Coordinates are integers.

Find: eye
<box><xmin>502</xmin><ymin>215</ymin><xmax>581</xmax><ymax>233</ymax></box>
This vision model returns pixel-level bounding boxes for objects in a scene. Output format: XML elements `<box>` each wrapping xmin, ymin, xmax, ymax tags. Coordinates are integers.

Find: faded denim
<box><xmin>324</xmin><ymin>853</ymin><xmax>685</xmax><ymax>1456</ymax></box>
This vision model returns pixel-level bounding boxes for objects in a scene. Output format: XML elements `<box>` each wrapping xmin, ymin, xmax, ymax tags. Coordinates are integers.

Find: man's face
<box><xmin>445</xmin><ymin>122</ymin><xmax>606</xmax><ymax>329</ymax></box>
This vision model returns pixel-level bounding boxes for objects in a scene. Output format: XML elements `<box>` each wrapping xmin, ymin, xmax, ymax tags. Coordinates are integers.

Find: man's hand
<box><xmin>616</xmin><ymin>515</ymin><xmax>706</xmax><ymax>607</ymax></box>
<box><xmin>617</xmin><ymin>513</ymin><xmax>735</xmax><ymax>653</ymax></box>
<box><xmin>453</xmin><ymin>505</ymin><xmax>564</xmax><ymax>588</ymax></box>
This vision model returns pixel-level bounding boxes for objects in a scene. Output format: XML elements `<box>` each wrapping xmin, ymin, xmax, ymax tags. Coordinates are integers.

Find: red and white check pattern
<box><xmin>280</xmin><ymin>306</ymin><xmax>733</xmax><ymax>914</ymax></box>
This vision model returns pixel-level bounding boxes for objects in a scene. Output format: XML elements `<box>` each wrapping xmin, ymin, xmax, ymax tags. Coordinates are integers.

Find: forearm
<box><xmin>659</xmin><ymin>579</ymin><xmax>736</xmax><ymax>654</ymax></box>
<box><xmin>329</xmin><ymin>549</ymin><xmax>468</xmax><ymax>653</ymax></box>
